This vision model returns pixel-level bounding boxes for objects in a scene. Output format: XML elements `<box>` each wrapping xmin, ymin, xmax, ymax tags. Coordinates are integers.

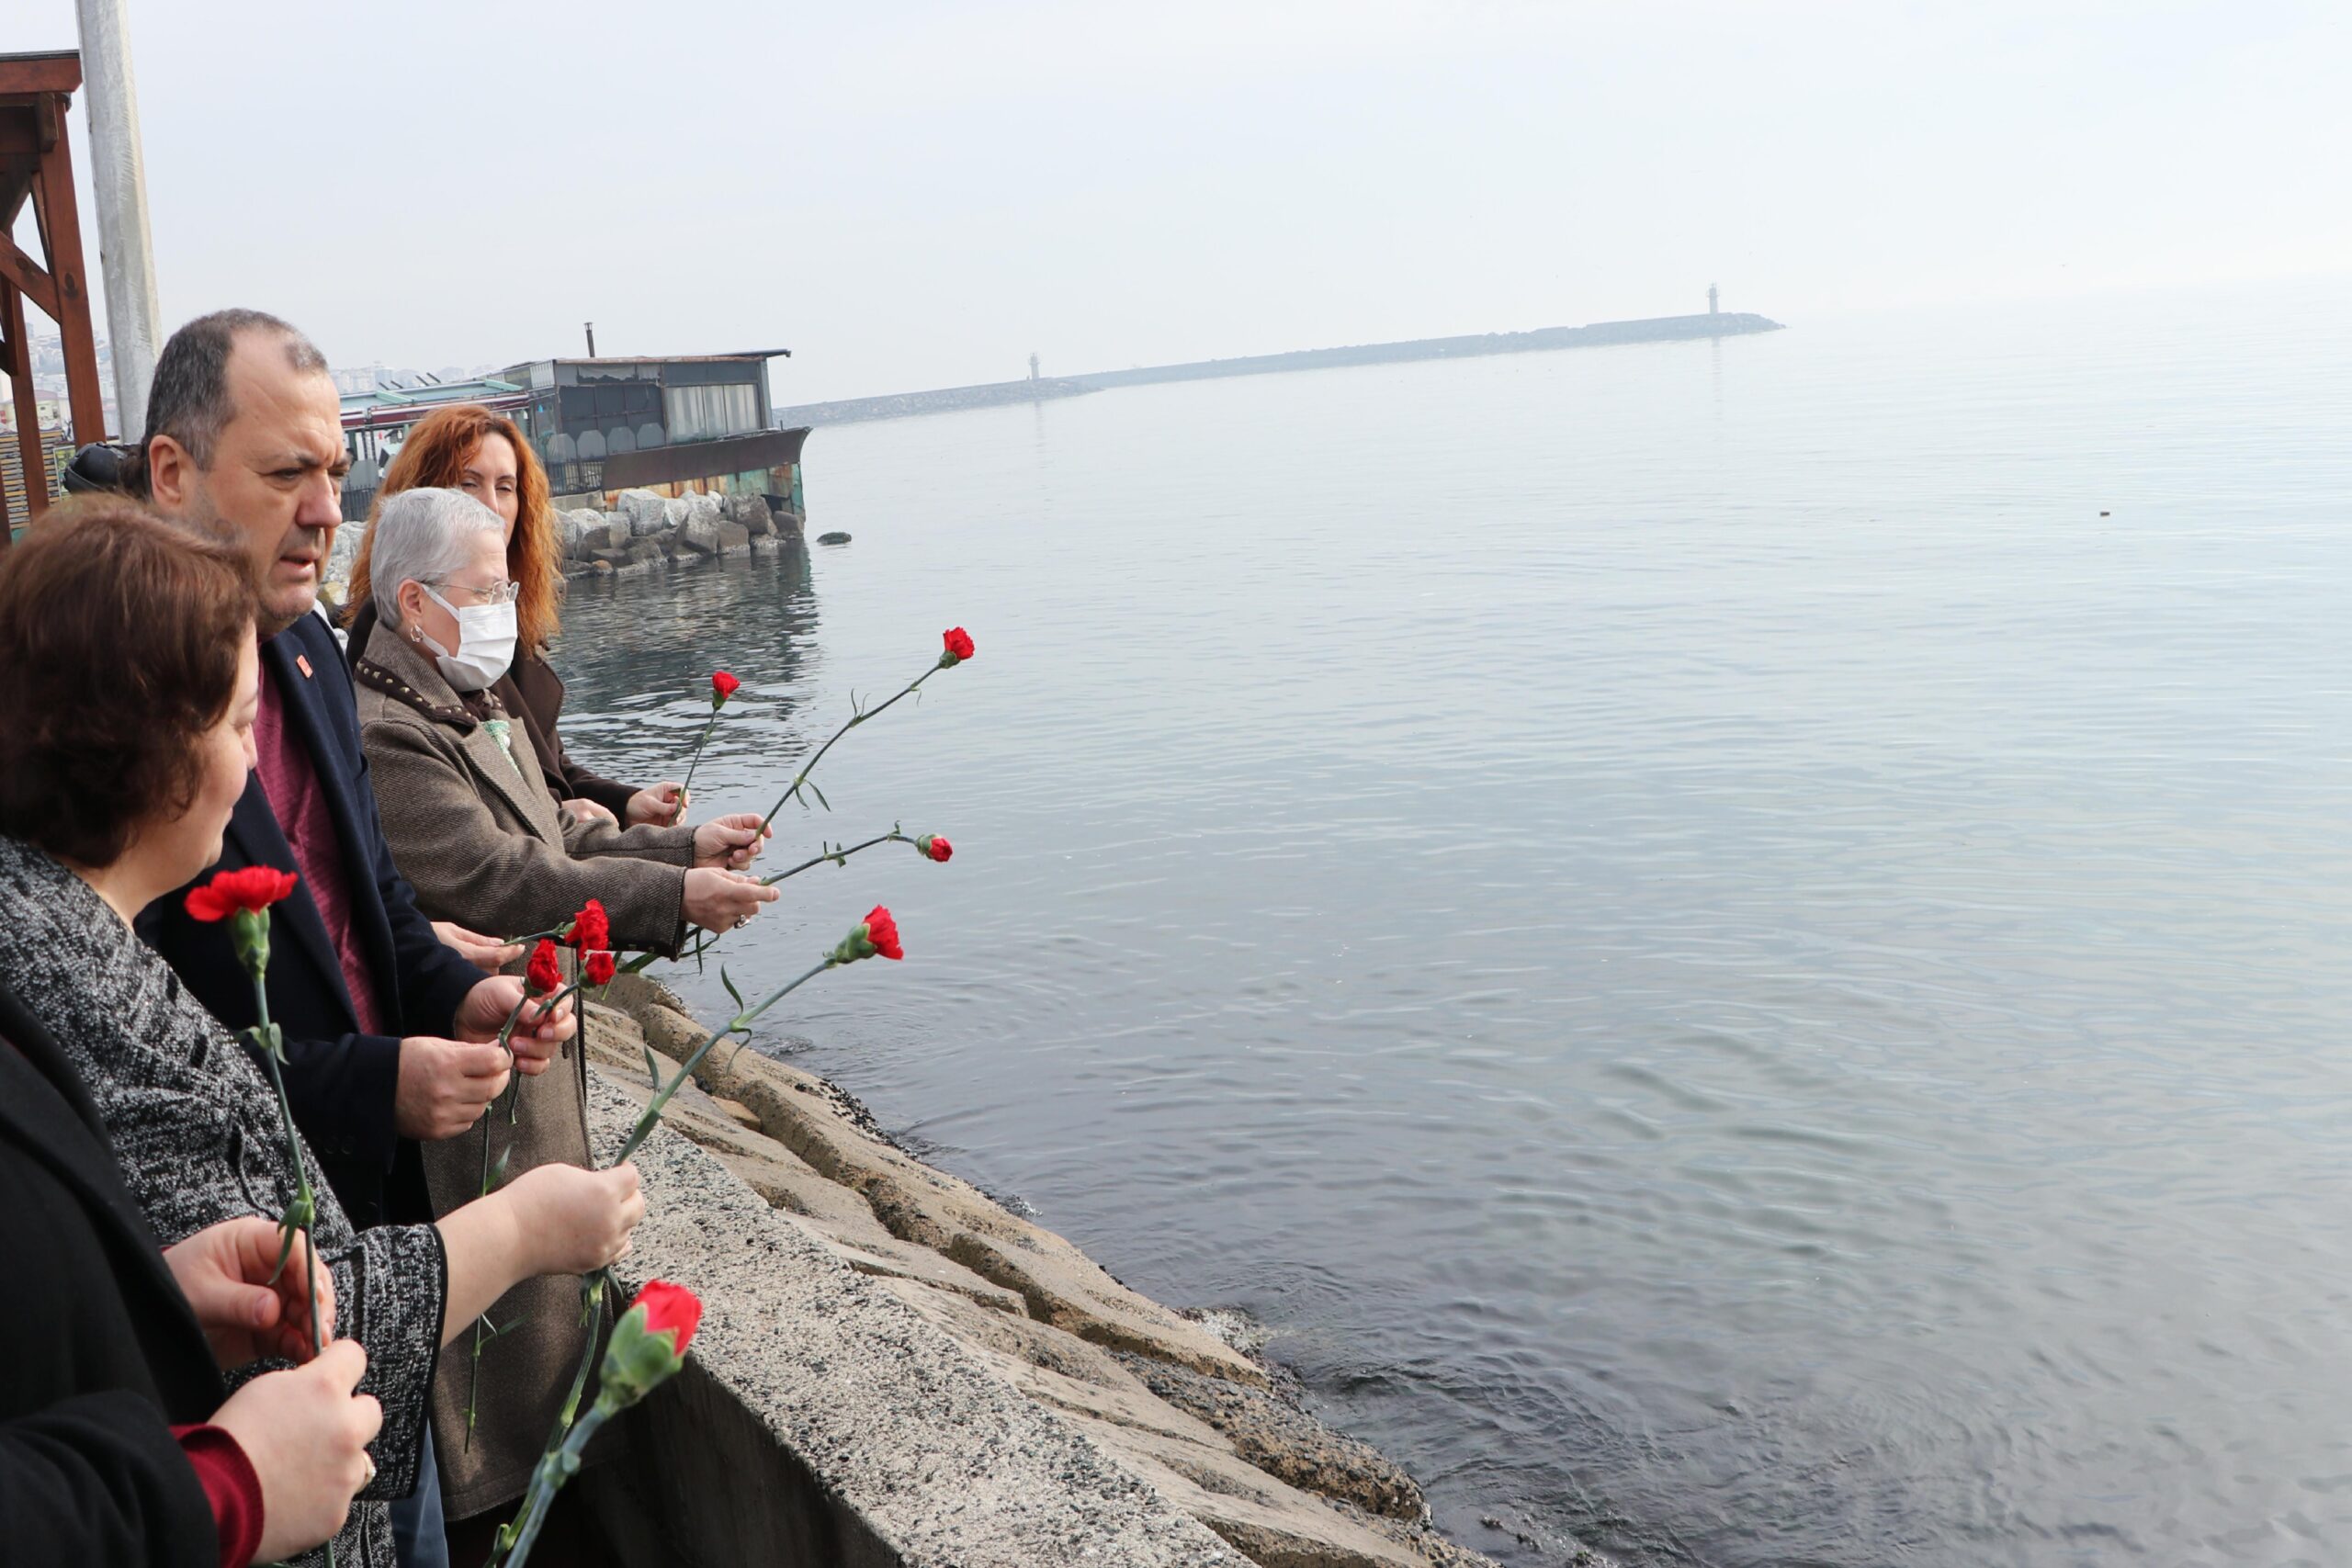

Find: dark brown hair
<box><xmin>138</xmin><ymin>307</ymin><xmax>329</xmax><ymax>481</ymax></box>
<box><xmin>0</xmin><ymin>495</ymin><xmax>255</xmax><ymax>866</ymax></box>
<box><xmin>349</xmin><ymin>404</ymin><xmax>562</xmax><ymax>651</ymax></box>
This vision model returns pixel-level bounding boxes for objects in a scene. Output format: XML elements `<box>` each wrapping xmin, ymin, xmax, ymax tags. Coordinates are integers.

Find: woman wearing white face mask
<box><xmin>348</xmin><ymin>488</ymin><xmax>775</xmax><ymax>1535</ymax></box>
<box><xmin>352</xmin><ymin>489</ymin><xmax>778</xmax><ymax>957</ymax></box>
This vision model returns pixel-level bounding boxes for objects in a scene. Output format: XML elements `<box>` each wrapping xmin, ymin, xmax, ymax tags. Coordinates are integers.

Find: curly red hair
<box><xmin>349</xmin><ymin>404</ymin><xmax>563</xmax><ymax>652</ymax></box>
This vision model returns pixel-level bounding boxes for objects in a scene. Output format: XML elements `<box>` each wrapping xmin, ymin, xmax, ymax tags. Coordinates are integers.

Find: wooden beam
<box><xmin>0</xmin><ymin>52</ymin><xmax>84</xmax><ymax>98</ymax></box>
<box><xmin>0</xmin><ymin>117</ymin><xmax>48</xmax><ymax>157</ymax></box>
<box><xmin>32</xmin><ymin>110</ymin><xmax>104</xmax><ymax>443</ymax></box>
<box><xmin>3</xmin><ymin>277</ymin><xmax>47</xmax><ymax>531</ymax></box>
<box><xmin>0</xmin><ymin>233</ymin><xmax>57</xmax><ymax>320</ymax></box>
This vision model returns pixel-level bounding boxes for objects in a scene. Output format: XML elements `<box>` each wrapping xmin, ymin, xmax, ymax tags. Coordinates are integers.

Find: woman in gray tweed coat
<box><xmin>0</xmin><ymin>498</ymin><xmax>648</xmax><ymax>1567</ymax></box>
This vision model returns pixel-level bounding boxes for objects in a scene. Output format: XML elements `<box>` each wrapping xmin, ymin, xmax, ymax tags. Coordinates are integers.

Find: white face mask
<box><xmin>418</xmin><ymin>585</ymin><xmax>518</xmax><ymax>692</ymax></box>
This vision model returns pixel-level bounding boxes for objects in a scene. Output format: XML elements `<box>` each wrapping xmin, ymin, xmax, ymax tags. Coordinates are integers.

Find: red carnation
<box><xmin>711</xmin><ymin>670</ymin><xmax>741</xmax><ymax>706</ymax></box>
<box><xmin>916</xmin><ymin>833</ymin><xmax>952</xmax><ymax>863</ymax></box>
<box><xmin>938</xmin><ymin>626</ymin><xmax>975</xmax><ymax>668</ymax></box>
<box><xmin>185</xmin><ymin>866</ymin><xmax>299</xmax><ymax>922</ymax></box>
<box><xmin>570</xmin><ymin>898</ymin><xmax>611</xmax><ymax>955</ymax></box>
<box><xmin>527</xmin><ymin>938</ymin><xmax>563</xmax><ymax>996</ymax></box>
<box><xmin>584</xmin><ymin>950</ymin><xmax>617</xmax><ymax>987</ymax></box>
<box><xmin>631</xmin><ymin>1280</ymin><xmax>703</xmax><ymax>1353</ymax></box>
<box><xmin>863</xmin><ymin>904</ymin><xmax>903</xmax><ymax>961</ymax></box>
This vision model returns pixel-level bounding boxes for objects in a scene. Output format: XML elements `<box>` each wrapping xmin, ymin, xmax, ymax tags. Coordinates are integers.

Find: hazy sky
<box><xmin>15</xmin><ymin>1</ymin><xmax>2351</xmax><ymax>403</ymax></box>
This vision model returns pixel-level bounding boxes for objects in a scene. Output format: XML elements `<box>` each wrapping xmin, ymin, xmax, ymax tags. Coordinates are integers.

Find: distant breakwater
<box><xmin>773</xmin><ymin>310</ymin><xmax>1784</xmax><ymax>429</ymax></box>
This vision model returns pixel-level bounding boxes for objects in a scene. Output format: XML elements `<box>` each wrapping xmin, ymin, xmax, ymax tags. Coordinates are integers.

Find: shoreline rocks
<box><xmin>323</xmin><ymin>488</ymin><xmax>801</xmax><ymax>599</ymax></box>
<box><xmin>563</xmin><ymin>488</ymin><xmax>798</xmax><ymax>577</ymax></box>
<box><xmin>584</xmin><ymin>975</ymin><xmax>1552</xmax><ymax>1568</ymax></box>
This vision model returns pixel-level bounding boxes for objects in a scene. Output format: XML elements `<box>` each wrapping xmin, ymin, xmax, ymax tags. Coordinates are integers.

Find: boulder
<box><xmin>558</xmin><ymin>509</ymin><xmax>612</xmax><ymax>558</ymax></box>
<box><xmin>675</xmin><ymin>1040</ymin><xmax>1268</xmax><ymax>1387</ymax></box>
<box><xmin>324</xmin><ymin>520</ymin><xmax>368</xmax><ymax>602</ymax></box>
<box><xmin>683</xmin><ymin>491</ymin><xmax>723</xmax><ymax>529</ymax></box>
<box><xmin>616</xmin><ymin>489</ymin><xmax>670</xmax><ymax>537</ymax></box>
<box><xmin>676</xmin><ymin>513</ymin><xmax>721</xmax><ymax>557</ymax></box>
<box><xmin>715</xmin><ymin>521</ymin><xmax>751</xmax><ymax>554</ymax></box>
<box><xmin>662</xmin><ymin>495</ymin><xmax>692</xmax><ymax>530</ymax></box>
<box><xmin>1114</xmin><ymin>1354</ymin><xmax>1426</xmax><ymax>1520</ymax></box>
<box><xmin>728</xmin><ymin>493</ymin><xmax>774</xmax><ymax>531</ymax></box>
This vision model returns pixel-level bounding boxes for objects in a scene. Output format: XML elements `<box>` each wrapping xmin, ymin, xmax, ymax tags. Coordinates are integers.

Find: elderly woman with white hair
<box><xmin>349</xmin><ymin>486</ymin><xmax>775</xmax><ymax>1533</ymax></box>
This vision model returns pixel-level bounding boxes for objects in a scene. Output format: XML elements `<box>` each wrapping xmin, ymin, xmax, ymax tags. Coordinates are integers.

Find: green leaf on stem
<box><xmin>267</xmin><ymin>1215</ymin><xmax>297</xmax><ymax>1285</ymax></box>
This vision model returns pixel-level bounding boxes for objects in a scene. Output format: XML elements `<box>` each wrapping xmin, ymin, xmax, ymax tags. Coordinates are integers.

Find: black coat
<box><xmin>0</xmin><ymin>975</ymin><xmax>227</xmax><ymax>1568</ymax></box>
<box><xmin>138</xmin><ymin>611</ymin><xmax>483</xmax><ymax>1228</ymax></box>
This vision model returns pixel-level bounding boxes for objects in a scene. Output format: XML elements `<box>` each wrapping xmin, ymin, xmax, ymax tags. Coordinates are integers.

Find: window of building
<box><xmin>662</xmin><ymin>381</ymin><xmax>760</xmax><ymax>443</ymax></box>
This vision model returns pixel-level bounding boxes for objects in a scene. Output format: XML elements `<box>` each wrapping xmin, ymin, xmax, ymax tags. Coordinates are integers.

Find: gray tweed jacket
<box><xmin>0</xmin><ymin>836</ymin><xmax>445</xmax><ymax>1568</ymax></box>
<box><xmin>351</xmin><ymin>624</ymin><xmax>695</xmax><ymax>955</ymax></box>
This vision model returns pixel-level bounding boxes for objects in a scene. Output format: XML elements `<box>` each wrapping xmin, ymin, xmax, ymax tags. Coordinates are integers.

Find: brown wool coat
<box><xmin>351</xmin><ymin>624</ymin><xmax>695</xmax><ymax>954</ymax></box>
<box><xmin>352</xmin><ymin>623</ymin><xmax>693</xmax><ymax>1517</ymax></box>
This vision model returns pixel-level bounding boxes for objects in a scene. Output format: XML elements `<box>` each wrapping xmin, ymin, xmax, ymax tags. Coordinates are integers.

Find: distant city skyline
<box><xmin>11</xmin><ymin>1</ymin><xmax>2351</xmax><ymax>408</ymax></box>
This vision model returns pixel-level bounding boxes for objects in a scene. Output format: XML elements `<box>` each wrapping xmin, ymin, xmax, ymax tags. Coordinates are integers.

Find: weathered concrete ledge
<box><xmin>578</xmin><ymin>979</ymin><xmax>1515</xmax><ymax>1568</ymax></box>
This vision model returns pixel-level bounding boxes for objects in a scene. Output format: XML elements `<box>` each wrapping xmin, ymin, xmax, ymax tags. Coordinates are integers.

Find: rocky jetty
<box><xmin>561</xmin><ymin>488</ymin><xmax>799</xmax><ymax>578</ymax></box>
<box><xmin>578</xmin><ymin>972</ymin><xmax>1530</xmax><ymax>1568</ymax></box>
<box><xmin>322</xmin><ymin>488</ymin><xmax>799</xmax><ymax>603</ymax></box>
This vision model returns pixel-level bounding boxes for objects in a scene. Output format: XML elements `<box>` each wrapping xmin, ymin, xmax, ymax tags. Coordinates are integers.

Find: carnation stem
<box><xmin>469</xmin><ymin>966</ymin><xmax>596</xmax><ymax>1442</ymax></box>
<box><xmin>611</xmin><ymin>957</ymin><xmax>835</xmax><ymax>1167</ymax></box>
<box><xmin>760</xmin><ymin>829</ymin><xmax>910</xmax><ymax>886</ymax></box>
<box><xmin>754</xmin><ymin>661</ymin><xmax>945</xmax><ymax>836</ymax></box>
<box><xmin>246</xmin><ymin>954</ymin><xmax>334</xmax><ymax>1568</ymax></box>
<box><xmin>676</xmin><ymin>707</ymin><xmax>721</xmax><ymax>804</ymax></box>
<box><xmin>492</xmin><ymin>1393</ymin><xmax>615</xmax><ymax>1568</ymax></box>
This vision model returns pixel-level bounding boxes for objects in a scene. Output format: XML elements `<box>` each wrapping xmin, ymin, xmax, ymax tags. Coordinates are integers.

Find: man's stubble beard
<box><xmin>172</xmin><ymin>479</ymin><xmax>318</xmax><ymax>637</ymax></box>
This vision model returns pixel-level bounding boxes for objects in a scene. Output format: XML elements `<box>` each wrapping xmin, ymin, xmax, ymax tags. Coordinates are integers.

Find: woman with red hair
<box><xmin>345</xmin><ymin>404</ymin><xmax>706</xmax><ymax>835</ymax></box>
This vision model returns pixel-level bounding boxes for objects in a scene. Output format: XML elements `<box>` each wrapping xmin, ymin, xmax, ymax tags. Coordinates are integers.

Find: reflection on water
<box><xmin>549</xmin><ymin>277</ymin><xmax>2352</xmax><ymax>1568</ymax></box>
<box><xmin>555</xmin><ymin>541</ymin><xmax>820</xmax><ymax>772</ymax></box>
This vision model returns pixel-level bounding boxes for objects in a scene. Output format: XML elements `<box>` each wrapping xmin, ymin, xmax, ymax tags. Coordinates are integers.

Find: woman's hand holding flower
<box><xmin>682</xmin><ymin>867</ymin><xmax>779</xmax><ymax>933</ymax></box>
<box><xmin>560</xmin><ymin>797</ymin><xmax>620</xmax><ymax>828</ymax></box>
<box><xmin>626</xmin><ymin>782</ymin><xmax>689</xmax><ymax>828</ymax></box>
<box><xmin>693</xmin><ymin>813</ymin><xmax>772</xmax><ymax>870</ymax></box>
<box><xmin>165</xmin><ymin>1215</ymin><xmax>336</xmax><ymax>1369</ymax></box>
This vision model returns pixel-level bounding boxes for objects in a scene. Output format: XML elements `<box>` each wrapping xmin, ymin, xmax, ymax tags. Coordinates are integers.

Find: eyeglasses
<box><xmin>428</xmin><ymin>579</ymin><xmax>521</xmax><ymax>606</ymax></box>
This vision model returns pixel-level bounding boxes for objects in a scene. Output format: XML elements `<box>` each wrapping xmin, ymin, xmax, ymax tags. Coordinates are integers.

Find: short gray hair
<box><xmin>140</xmin><ymin>308</ymin><xmax>329</xmax><ymax>479</ymax></box>
<box><xmin>371</xmin><ymin>488</ymin><xmax>506</xmax><ymax>631</ymax></box>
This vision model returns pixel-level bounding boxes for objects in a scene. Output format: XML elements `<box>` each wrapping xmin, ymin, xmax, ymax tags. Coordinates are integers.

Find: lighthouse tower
<box><xmin>1708</xmin><ymin>284</ymin><xmax>1719</xmax><ymax>316</ymax></box>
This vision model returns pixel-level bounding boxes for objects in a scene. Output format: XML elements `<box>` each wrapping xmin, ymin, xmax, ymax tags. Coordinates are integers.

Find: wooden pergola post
<box><xmin>0</xmin><ymin>50</ymin><xmax>107</xmax><ymax>540</ymax></box>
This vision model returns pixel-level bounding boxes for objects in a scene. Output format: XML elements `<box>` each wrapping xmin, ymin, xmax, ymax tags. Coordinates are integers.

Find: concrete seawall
<box><xmin>569</xmin><ymin>976</ymin><xmax>1597</xmax><ymax>1567</ymax></box>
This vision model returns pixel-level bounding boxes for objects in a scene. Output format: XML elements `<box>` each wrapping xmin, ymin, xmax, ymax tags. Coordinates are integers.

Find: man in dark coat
<box><xmin>130</xmin><ymin>310</ymin><xmax>571</xmax><ymax>1234</ymax></box>
<box><xmin>0</xmin><ymin>974</ymin><xmax>379</xmax><ymax>1566</ymax></box>
<box><xmin>127</xmin><ymin>308</ymin><xmax>576</xmax><ymax>1568</ymax></box>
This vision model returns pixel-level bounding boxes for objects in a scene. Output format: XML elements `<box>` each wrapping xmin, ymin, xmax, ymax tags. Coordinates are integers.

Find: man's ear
<box><xmin>146</xmin><ymin>434</ymin><xmax>196</xmax><ymax>513</ymax></box>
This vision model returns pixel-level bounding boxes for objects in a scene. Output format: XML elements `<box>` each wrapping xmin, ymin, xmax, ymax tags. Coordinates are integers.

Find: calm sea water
<box><xmin>551</xmin><ymin>279</ymin><xmax>2352</xmax><ymax>1568</ymax></box>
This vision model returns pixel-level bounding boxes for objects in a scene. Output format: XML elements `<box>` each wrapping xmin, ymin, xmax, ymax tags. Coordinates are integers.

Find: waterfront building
<box><xmin>338</xmin><ymin>348</ymin><xmax>809</xmax><ymax>525</ymax></box>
